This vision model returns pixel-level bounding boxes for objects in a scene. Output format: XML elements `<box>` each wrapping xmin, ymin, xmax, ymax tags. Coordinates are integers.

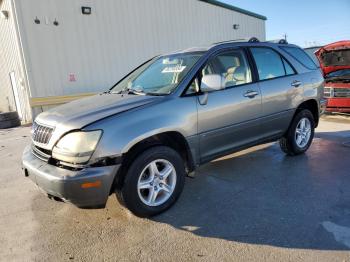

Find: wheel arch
<box><xmin>295</xmin><ymin>99</ymin><xmax>319</xmax><ymax>127</ymax></box>
<box><xmin>111</xmin><ymin>131</ymin><xmax>195</xmax><ymax>191</ymax></box>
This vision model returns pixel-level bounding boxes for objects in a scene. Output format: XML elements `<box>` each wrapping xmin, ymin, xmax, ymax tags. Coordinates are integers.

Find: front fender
<box><xmin>85</xmin><ymin>96</ymin><xmax>198</xmax><ymax>161</ymax></box>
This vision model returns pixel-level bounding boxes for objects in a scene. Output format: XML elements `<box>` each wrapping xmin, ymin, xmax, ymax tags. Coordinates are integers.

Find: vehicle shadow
<box><xmin>315</xmin><ymin>130</ymin><xmax>350</xmax><ymax>143</ymax></box>
<box><xmin>154</xmin><ymin>140</ymin><xmax>350</xmax><ymax>250</ymax></box>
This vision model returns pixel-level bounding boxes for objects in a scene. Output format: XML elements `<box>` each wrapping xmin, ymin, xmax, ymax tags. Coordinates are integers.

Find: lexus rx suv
<box><xmin>22</xmin><ymin>39</ymin><xmax>325</xmax><ymax>217</ymax></box>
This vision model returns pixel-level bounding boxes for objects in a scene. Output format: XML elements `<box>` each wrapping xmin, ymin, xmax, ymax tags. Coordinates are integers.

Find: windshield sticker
<box><xmin>162</xmin><ymin>65</ymin><xmax>186</xmax><ymax>73</ymax></box>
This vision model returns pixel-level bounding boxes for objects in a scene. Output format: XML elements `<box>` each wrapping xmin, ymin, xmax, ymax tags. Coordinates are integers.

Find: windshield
<box><xmin>326</xmin><ymin>69</ymin><xmax>350</xmax><ymax>80</ymax></box>
<box><xmin>110</xmin><ymin>53</ymin><xmax>203</xmax><ymax>95</ymax></box>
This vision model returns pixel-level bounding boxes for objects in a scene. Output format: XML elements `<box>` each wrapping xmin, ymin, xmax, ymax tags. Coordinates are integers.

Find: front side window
<box><xmin>250</xmin><ymin>47</ymin><xmax>286</xmax><ymax>81</ymax></box>
<box><xmin>281</xmin><ymin>46</ymin><xmax>318</xmax><ymax>70</ymax></box>
<box><xmin>202</xmin><ymin>49</ymin><xmax>252</xmax><ymax>89</ymax></box>
<box><xmin>110</xmin><ymin>53</ymin><xmax>203</xmax><ymax>95</ymax></box>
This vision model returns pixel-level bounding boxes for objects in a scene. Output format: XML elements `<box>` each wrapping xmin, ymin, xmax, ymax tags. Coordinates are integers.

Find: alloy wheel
<box><xmin>295</xmin><ymin>117</ymin><xmax>312</xmax><ymax>148</ymax></box>
<box><xmin>137</xmin><ymin>159</ymin><xmax>177</xmax><ymax>207</ymax></box>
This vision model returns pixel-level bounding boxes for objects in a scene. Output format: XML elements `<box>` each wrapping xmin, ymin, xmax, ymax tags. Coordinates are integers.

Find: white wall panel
<box><xmin>0</xmin><ymin>0</ymin><xmax>31</xmax><ymax>122</ymax></box>
<box><xmin>12</xmin><ymin>0</ymin><xmax>265</xmax><ymax>115</ymax></box>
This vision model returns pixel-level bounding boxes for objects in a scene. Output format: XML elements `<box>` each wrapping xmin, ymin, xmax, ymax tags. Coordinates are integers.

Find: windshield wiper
<box><xmin>116</xmin><ymin>87</ymin><xmax>167</xmax><ymax>96</ymax></box>
<box><xmin>128</xmin><ymin>89</ymin><xmax>146</xmax><ymax>95</ymax></box>
<box><xmin>116</xmin><ymin>87</ymin><xmax>146</xmax><ymax>95</ymax></box>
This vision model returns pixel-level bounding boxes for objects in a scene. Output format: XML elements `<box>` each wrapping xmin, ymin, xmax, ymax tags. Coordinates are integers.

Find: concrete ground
<box><xmin>1</xmin><ymin>114</ymin><xmax>350</xmax><ymax>262</ymax></box>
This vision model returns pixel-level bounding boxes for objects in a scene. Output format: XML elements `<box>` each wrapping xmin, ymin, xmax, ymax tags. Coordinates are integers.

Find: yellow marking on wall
<box><xmin>29</xmin><ymin>93</ymin><xmax>97</xmax><ymax>107</ymax></box>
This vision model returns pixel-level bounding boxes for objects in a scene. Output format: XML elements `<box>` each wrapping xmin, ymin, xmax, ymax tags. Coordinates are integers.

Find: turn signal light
<box><xmin>81</xmin><ymin>181</ymin><xmax>102</xmax><ymax>189</ymax></box>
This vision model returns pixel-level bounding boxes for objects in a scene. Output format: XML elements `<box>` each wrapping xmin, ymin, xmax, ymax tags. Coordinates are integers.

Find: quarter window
<box><xmin>281</xmin><ymin>46</ymin><xmax>317</xmax><ymax>70</ymax></box>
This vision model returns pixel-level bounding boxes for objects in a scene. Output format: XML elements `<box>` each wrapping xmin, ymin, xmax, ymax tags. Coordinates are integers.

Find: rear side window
<box><xmin>281</xmin><ymin>46</ymin><xmax>317</xmax><ymax>70</ymax></box>
<box><xmin>250</xmin><ymin>48</ymin><xmax>287</xmax><ymax>80</ymax></box>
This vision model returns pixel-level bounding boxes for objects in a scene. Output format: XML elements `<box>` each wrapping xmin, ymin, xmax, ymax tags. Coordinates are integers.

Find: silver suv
<box><xmin>22</xmin><ymin>39</ymin><xmax>326</xmax><ymax>217</ymax></box>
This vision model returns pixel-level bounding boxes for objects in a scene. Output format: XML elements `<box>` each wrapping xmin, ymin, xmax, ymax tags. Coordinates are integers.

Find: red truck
<box><xmin>315</xmin><ymin>41</ymin><xmax>350</xmax><ymax>113</ymax></box>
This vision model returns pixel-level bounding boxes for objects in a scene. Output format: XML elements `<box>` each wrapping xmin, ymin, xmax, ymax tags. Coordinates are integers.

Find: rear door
<box><xmin>196</xmin><ymin>48</ymin><xmax>262</xmax><ymax>163</ymax></box>
<box><xmin>249</xmin><ymin>47</ymin><xmax>303</xmax><ymax>138</ymax></box>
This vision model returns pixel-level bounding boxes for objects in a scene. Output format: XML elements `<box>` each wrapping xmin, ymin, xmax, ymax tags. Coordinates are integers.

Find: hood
<box><xmin>35</xmin><ymin>94</ymin><xmax>162</xmax><ymax>148</ymax></box>
<box><xmin>315</xmin><ymin>40</ymin><xmax>350</xmax><ymax>75</ymax></box>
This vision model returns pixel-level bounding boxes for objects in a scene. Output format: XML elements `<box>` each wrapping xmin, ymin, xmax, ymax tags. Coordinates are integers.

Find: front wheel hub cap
<box><xmin>137</xmin><ymin>159</ymin><xmax>177</xmax><ymax>207</ymax></box>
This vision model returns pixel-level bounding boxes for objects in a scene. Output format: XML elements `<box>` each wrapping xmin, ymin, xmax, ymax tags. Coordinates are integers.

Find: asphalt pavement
<box><xmin>0</xmin><ymin>114</ymin><xmax>350</xmax><ymax>261</ymax></box>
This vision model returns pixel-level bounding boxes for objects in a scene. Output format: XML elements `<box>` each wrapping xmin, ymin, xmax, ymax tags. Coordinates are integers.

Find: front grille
<box><xmin>32</xmin><ymin>122</ymin><xmax>54</xmax><ymax>144</ymax></box>
<box><xmin>334</xmin><ymin>88</ymin><xmax>350</xmax><ymax>98</ymax></box>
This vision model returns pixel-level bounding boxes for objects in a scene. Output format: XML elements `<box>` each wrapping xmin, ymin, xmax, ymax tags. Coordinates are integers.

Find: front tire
<box><xmin>117</xmin><ymin>146</ymin><xmax>185</xmax><ymax>217</ymax></box>
<box><xmin>280</xmin><ymin>109</ymin><xmax>315</xmax><ymax>156</ymax></box>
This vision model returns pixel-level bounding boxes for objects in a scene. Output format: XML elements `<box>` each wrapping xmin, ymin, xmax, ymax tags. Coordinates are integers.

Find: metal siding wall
<box><xmin>15</xmin><ymin>0</ymin><xmax>265</xmax><ymax>101</ymax></box>
<box><xmin>0</xmin><ymin>0</ymin><xmax>31</xmax><ymax>122</ymax></box>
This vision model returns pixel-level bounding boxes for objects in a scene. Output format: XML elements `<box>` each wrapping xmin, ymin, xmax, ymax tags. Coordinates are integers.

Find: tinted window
<box><xmin>304</xmin><ymin>47</ymin><xmax>321</xmax><ymax>67</ymax></box>
<box><xmin>282</xmin><ymin>58</ymin><xmax>295</xmax><ymax>75</ymax></box>
<box><xmin>250</xmin><ymin>48</ymin><xmax>285</xmax><ymax>80</ymax></box>
<box><xmin>202</xmin><ymin>49</ymin><xmax>252</xmax><ymax>88</ymax></box>
<box><xmin>281</xmin><ymin>46</ymin><xmax>317</xmax><ymax>69</ymax></box>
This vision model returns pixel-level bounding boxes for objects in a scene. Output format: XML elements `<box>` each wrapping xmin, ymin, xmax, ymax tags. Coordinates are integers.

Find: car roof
<box><xmin>167</xmin><ymin>38</ymin><xmax>300</xmax><ymax>56</ymax></box>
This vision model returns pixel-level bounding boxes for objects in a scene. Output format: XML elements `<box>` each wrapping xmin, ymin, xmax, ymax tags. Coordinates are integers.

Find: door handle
<box><xmin>291</xmin><ymin>80</ymin><xmax>302</xmax><ymax>87</ymax></box>
<box><xmin>243</xmin><ymin>90</ymin><xmax>259</xmax><ymax>98</ymax></box>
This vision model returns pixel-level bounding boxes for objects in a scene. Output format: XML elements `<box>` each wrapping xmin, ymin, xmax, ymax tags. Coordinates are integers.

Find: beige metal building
<box><xmin>0</xmin><ymin>0</ymin><xmax>266</xmax><ymax>123</ymax></box>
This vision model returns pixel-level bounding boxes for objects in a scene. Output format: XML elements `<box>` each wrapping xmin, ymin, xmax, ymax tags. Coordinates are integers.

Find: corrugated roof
<box><xmin>199</xmin><ymin>0</ymin><xmax>267</xmax><ymax>21</ymax></box>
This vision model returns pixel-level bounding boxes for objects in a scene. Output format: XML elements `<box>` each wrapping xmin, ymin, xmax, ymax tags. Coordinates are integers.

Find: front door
<box><xmin>196</xmin><ymin>48</ymin><xmax>262</xmax><ymax>163</ymax></box>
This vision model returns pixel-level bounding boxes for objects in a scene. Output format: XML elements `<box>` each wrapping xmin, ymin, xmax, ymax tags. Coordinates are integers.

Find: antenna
<box><xmin>282</xmin><ymin>33</ymin><xmax>288</xmax><ymax>41</ymax></box>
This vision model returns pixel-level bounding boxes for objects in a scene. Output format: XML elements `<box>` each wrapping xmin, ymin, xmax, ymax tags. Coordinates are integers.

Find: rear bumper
<box><xmin>22</xmin><ymin>145</ymin><xmax>120</xmax><ymax>208</ymax></box>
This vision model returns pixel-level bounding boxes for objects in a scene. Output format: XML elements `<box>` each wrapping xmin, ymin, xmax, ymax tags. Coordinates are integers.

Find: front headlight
<box><xmin>52</xmin><ymin>130</ymin><xmax>102</xmax><ymax>164</ymax></box>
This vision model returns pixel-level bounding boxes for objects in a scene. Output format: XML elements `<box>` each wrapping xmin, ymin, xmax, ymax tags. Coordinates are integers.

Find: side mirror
<box><xmin>200</xmin><ymin>74</ymin><xmax>225</xmax><ymax>92</ymax></box>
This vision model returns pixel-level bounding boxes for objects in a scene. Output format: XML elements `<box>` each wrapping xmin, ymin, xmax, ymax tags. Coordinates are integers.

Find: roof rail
<box><xmin>213</xmin><ymin>37</ymin><xmax>260</xmax><ymax>45</ymax></box>
<box><xmin>213</xmin><ymin>38</ymin><xmax>248</xmax><ymax>45</ymax></box>
<box><xmin>266</xmin><ymin>39</ymin><xmax>289</xmax><ymax>44</ymax></box>
<box><xmin>248</xmin><ymin>37</ymin><xmax>260</xmax><ymax>43</ymax></box>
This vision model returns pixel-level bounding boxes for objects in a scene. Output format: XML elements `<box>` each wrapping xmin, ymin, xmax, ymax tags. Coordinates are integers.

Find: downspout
<box><xmin>9</xmin><ymin>0</ymin><xmax>33</xmax><ymax>123</ymax></box>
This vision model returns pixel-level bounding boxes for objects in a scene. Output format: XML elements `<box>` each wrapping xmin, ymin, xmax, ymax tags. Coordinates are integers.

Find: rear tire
<box><xmin>280</xmin><ymin>109</ymin><xmax>315</xmax><ymax>156</ymax></box>
<box><xmin>116</xmin><ymin>146</ymin><xmax>185</xmax><ymax>217</ymax></box>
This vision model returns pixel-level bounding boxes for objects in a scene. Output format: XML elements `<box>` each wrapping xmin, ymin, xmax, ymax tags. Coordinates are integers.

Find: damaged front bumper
<box><xmin>22</xmin><ymin>145</ymin><xmax>120</xmax><ymax>208</ymax></box>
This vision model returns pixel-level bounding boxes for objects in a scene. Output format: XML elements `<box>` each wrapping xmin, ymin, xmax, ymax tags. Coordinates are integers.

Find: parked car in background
<box><xmin>316</xmin><ymin>41</ymin><xmax>350</xmax><ymax>113</ymax></box>
<box><xmin>22</xmin><ymin>39</ymin><xmax>325</xmax><ymax>217</ymax></box>
<box><xmin>304</xmin><ymin>46</ymin><xmax>322</xmax><ymax>68</ymax></box>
